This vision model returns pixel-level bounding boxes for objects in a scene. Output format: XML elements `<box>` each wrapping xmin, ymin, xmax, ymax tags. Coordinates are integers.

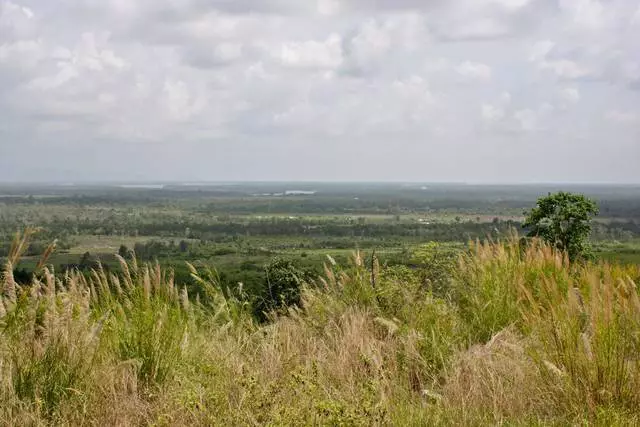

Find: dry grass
<box><xmin>1</xmin><ymin>230</ymin><xmax>640</xmax><ymax>425</ymax></box>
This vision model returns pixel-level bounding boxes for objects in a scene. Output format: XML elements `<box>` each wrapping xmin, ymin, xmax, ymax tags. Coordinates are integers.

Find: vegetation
<box><xmin>2</xmin><ymin>183</ymin><xmax>640</xmax><ymax>294</ymax></box>
<box><xmin>524</xmin><ymin>192</ymin><xmax>599</xmax><ymax>261</ymax></box>
<box><xmin>0</xmin><ymin>184</ymin><xmax>639</xmax><ymax>424</ymax></box>
<box><xmin>2</xmin><ymin>227</ymin><xmax>640</xmax><ymax>425</ymax></box>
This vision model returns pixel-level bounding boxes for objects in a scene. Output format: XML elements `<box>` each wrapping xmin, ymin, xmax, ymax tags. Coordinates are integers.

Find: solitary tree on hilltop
<box><xmin>523</xmin><ymin>192</ymin><xmax>599</xmax><ymax>261</ymax></box>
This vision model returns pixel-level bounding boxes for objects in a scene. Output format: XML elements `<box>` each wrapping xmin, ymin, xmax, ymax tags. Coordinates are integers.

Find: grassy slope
<box><xmin>2</xmin><ymin>232</ymin><xmax>640</xmax><ymax>425</ymax></box>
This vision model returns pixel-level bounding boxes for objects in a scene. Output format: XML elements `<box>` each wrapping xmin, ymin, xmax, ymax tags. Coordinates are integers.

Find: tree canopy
<box><xmin>523</xmin><ymin>192</ymin><xmax>599</xmax><ymax>261</ymax></box>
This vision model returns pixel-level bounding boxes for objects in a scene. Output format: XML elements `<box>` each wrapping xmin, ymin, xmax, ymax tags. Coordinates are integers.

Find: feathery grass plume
<box><xmin>1</xmin><ymin>230</ymin><xmax>640</xmax><ymax>424</ymax></box>
<box><xmin>180</xmin><ymin>287</ymin><xmax>190</xmax><ymax>311</ymax></box>
<box><xmin>7</xmin><ymin>227</ymin><xmax>40</xmax><ymax>266</ymax></box>
<box><xmin>187</xmin><ymin>261</ymin><xmax>252</xmax><ymax>326</ymax></box>
<box><xmin>1</xmin><ymin>267</ymin><xmax>100</xmax><ymax>419</ymax></box>
<box><xmin>456</xmin><ymin>233</ymin><xmax>640</xmax><ymax>419</ymax></box>
<box><xmin>152</xmin><ymin>262</ymin><xmax>162</xmax><ymax>292</ymax></box>
<box><xmin>142</xmin><ymin>266</ymin><xmax>151</xmax><ymax>301</ymax></box>
<box><xmin>3</xmin><ymin>228</ymin><xmax>41</xmax><ymax>307</ymax></box>
<box><xmin>35</xmin><ymin>239</ymin><xmax>57</xmax><ymax>272</ymax></box>
<box><xmin>110</xmin><ymin>273</ymin><xmax>123</xmax><ymax>296</ymax></box>
<box><xmin>442</xmin><ymin>327</ymin><xmax>551</xmax><ymax>421</ymax></box>
<box><xmin>115</xmin><ymin>253</ymin><xmax>134</xmax><ymax>292</ymax></box>
<box><xmin>2</xmin><ymin>262</ymin><xmax>17</xmax><ymax>305</ymax></box>
<box><xmin>326</xmin><ymin>254</ymin><xmax>337</xmax><ymax>266</ymax></box>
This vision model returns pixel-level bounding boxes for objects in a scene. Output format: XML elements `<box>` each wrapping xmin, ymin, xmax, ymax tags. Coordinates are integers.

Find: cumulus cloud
<box><xmin>558</xmin><ymin>0</ymin><xmax>614</xmax><ymax>30</ymax></box>
<box><xmin>482</xmin><ymin>104</ymin><xmax>505</xmax><ymax>122</ymax></box>
<box><xmin>0</xmin><ymin>0</ymin><xmax>638</xmax><ymax>183</ymax></box>
<box><xmin>605</xmin><ymin>110</ymin><xmax>640</xmax><ymax>124</ymax></box>
<box><xmin>513</xmin><ymin>109</ymin><xmax>539</xmax><ymax>131</ymax></box>
<box><xmin>455</xmin><ymin>61</ymin><xmax>492</xmax><ymax>81</ymax></box>
<box><xmin>529</xmin><ymin>40</ymin><xmax>593</xmax><ymax>80</ymax></box>
<box><xmin>560</xmin><ymin>87</ymin><xmax>580</xmax><ymax>103</ymax></box>
<box><xmin>279</xmin><ymin>34</ymin><xmax>343</xmax><ymax>69</ymax></box>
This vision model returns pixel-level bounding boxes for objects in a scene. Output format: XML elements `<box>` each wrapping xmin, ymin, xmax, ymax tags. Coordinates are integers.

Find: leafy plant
<box><xmin>254</xmin><ymin>258</ymin><xmax>307</xmax><ymax>318</ymax></box>
<box><xmin>523</xmin><ymin>192</ymin><xmax>599</xmax><ymax>261</ymax></box>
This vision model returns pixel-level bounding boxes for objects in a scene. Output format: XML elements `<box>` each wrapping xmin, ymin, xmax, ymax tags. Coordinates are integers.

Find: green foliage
<box><xmin>99</xmin><ymin>265</ymin><xmax>192</xmax><ymax>386</ymax></box>
<box><xmin>108</xmin><ymin>295</ymin><xmax>189</xmax><ymax>386</ymax></box>
<box><xmin>79</xmin><ymin>251</ymin><xmax>99</xmax><ymax>270</ymax></box>
<box><xmin>319</xmin><ymin>253</ymin><xmax>463</xmax><ymax>386</ymax></box>
<box><xmin>1</xmin><ymin>271</ymin><xmax>98</xmax><ymax>419</ymax></box>
<box><xmin>255</xmin><ymin>258</ymin><xmax>307</xmax><ymax>318</ymax></box>
<box><xmin>11</xmin><ymin>333</ymin><xmax>92</xmax><ymax>418</ymax></box>
<box><xmin>4</xmin><ymin>220</ymin><xmax>640</xmax><ymax>425</ymax></box>
<box><xmin>118</xmin><ymin>244</ymin><xmax>129</xmax><ymax>258</ymax></box>
<box><xmin>410</xmin><ymin>242</ymin><xmax>457</xmax><ymax>295</ymax></box>
<box><xmin>187</xmin><ymin>262</ymin><xmax>254</xmax><ymax>326</ymax></box>
<box><xmin>523</xmin><ymin>191</ymin><xmax>599</xmax><ymax>261</ymax></box>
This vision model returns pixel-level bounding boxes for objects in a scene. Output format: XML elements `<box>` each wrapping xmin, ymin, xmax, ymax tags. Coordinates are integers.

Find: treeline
<box><xmin>2</xmin><ymin>217</ymin><xmax>517</xmax><ymax>241</ymax></box>
<box><xmin>4</xmin><ymin>189</ymin><xmax>640</xmax><ymax>217</ymax></box>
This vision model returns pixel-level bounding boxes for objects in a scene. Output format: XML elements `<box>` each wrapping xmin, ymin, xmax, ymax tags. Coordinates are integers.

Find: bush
<box><xmin>254</xmin><ymin>258</ymin><xmax>307</xmax><ymax>319</ymax></box>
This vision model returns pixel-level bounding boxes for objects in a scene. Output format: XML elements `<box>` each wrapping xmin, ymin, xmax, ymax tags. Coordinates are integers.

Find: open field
<box><xmin>2</xmin><ymin>183</ymin><xmax>640</xmax><ymax>289</ymax></box>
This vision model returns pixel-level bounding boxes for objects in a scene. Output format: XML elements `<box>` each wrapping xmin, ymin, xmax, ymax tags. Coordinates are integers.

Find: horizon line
<box><xmin>1</xmin><ymin>180</ymin><xmax>640</xmax><ymax>186</ymax></box>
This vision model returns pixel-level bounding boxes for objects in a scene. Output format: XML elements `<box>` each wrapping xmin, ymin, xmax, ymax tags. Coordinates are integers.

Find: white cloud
<box><xmin>633</xmin><ymin>6</ymin><xmax>640</xmax><ymax>25</ymax></box>
<box><xmin>0</xmin><ymin>0</ymin><xmax>639</xmax><ymax>182</ymax></box>
<box><xmin>0</xmin><ymin>38</ymin><xmax>41</xmax><ymax>63</ymax></box>
<box><xmin>559</xmin><ymin>0</ymin><xmax>608</xmax><ymax>29</ymax></box>
<box><xmin>560</xmin><ymin>87</ymin><xmax>580</xmax><ymax>103</ymax></box>
<box><xmin>280</xmin><ymin>34</ymin><xmax>342</xmax><ymax>69</ymax></box>
<box><xmin>514</xmin><ymin>108</ymin><xmax>538</xmax><ymax>131</ymax></box>
<box><xmin>71</xmin><ymin>33</ymin><xmax>128</xmax><ymax>71</ymax></box>
<box><xmin>492</xmin><ymin>0</ymin><xmax>531</xmax><ymax>10</ymax></box>
<box><xmin>161</xmin><ymin>79</ymin><xmax>210</xmax><ymax>123</ymax></box>
<box><xmin>341</xmin><ymin>19</ymin><xmax>392</xmax><ymax>74</ymax></box>
<box><xmin>434</xmin><ymin>16</ymin><xmax>508</xmax><ymax>40</ymax></box>
<box><xmin>482</xmin><ymin>104</ymin><xmax>505</xmax><ymax>121</ymax></box>
<box><xmin>0</xmin><ymin>1</ymin><xmax>37</xmax><ymax>43</ymax></box>
<box><xmin>1</xmin><ymin>1</ymin><xmax>33</xmax><ymax>20</ymax></box>
<box><xmin>28</xmin><ymin>63</ymin><xmax>79</xmax><ymax>90</ymax></box>
<box><xmin>605</xmin><ymin>110</ymin><xmax>640</xmax><ymax>124</ymax></box>
<box><xmin>482</xmin><ymin>93</ymin><xmax>553</xmax><ymax>133</ymax></box>
<box><xmin>529</xmin><ymin>41</ymin><xmax>593</xmax><ymax>79</ymax></box>
<box><xmin>317</xmin><ymin>0</ymin><xmax>341</xmax><ymax>16</ymax></box>
<box><xmin>541</xmin><ymin>59</ymin><xmax>592</xmax><ymax>79</ymax></box>
<box><xmin>455</xmin><ymin>61</ymin><xmax>492</xmax><ymax>81</ymax></box>
<box><xmin>529</xmin><ymin>40</ymin><xmax>555</xmax><ymax>62</ymax></box>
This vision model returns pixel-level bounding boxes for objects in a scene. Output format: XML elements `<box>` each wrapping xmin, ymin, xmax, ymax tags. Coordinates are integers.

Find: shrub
<box><xmin>254</xmin><ymin>258</ymin><xmax>307</xmax><ymax>319</ymax></box>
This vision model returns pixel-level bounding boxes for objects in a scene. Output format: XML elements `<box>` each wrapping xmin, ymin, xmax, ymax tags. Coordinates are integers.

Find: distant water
<box><xmin>119</xmin><ymin>184</ymin><xmax>165</xmax><ymax>189</ymax></box>
<box><xmin>285</xmin><ymin>190</ymin><xmax>317</xmax><ymax>195</ymax></box>
<box><xmin>251</xmin><ymin>190</ymin><xmax>317</xmax><ymax>196</ymax></box>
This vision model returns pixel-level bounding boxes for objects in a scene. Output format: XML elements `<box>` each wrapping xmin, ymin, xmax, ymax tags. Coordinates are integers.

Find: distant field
<box><xmin>65</xmin><ymin>235</ymin><xmax>176</xmax><ymax>254</ymax></box>
<box><xmin>2</xmin><ymin>183</ymin><xmax>639</xmax><ymax>292</ymax></box>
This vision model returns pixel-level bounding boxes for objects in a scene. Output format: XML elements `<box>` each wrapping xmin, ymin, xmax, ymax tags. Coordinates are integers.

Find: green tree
<box><xmin>523</xmin><ymin>192</ymin><xmax>599</xmax><ymax>261</ymax></box>
<box><xmin>79</xmin><ymin>251</ymin><xmax>98</xmax><ymax>270</ymax></box>
<box><xmin>118</xmin><ymin>244</ymin><xmax>129</xmax><ymax>259</ymax></box>
<box><xmin>255</xmin><ymin>258</ymin><xmax>307</xmax><ymax>320</ymax></box>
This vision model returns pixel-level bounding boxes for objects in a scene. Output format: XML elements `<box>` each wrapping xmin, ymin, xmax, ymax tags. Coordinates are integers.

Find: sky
<box><xmin>0</xmin><ymin>0</ymin><xmax>639</xmax><ymax>183</ymax></box>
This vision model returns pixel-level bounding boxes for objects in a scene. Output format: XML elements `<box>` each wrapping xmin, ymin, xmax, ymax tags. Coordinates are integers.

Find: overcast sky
<box><xmin>0</xmin><ymin>0</ymin><xmax>639</xmax><ymax>183</ymax></box>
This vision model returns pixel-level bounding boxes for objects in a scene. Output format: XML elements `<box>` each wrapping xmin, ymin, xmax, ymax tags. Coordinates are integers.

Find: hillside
<box><xmin>2</xmin><ymin>230</ymin><xmax>640</xmax><ymax>425</ymax></box>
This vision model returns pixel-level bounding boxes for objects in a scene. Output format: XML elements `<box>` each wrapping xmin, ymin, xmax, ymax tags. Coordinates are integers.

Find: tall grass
<box><xmin>1</xmin><ymin>230</ymin><xmax>640</xmax><ymax>425</ymax></box>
